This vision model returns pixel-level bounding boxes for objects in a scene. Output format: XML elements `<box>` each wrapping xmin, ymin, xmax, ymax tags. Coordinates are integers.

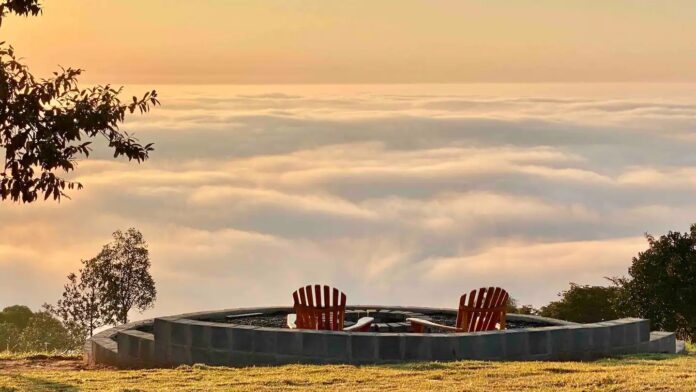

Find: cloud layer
<box><xmin>4</xmin><ymin>83</ymin><xmax>696</xmax><ymax>318</ymax></box>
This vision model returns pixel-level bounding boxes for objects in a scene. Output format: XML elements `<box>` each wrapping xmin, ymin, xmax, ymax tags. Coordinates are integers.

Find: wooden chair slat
<box><xmin>476</xmin><ymin>287</ymin><xmax>494</xmax><ymax>331</ymax></box>
<box><xmin>291</xmin><ymin>284</ymin><xmax>352</xmax><ymax>331</ymax></box>
<box><xmin>469</xmin><ymin>287</ymin><xmax>484</xmax><ymax>331</ymax></box>
<box><xmin>483</xmin><ymin>288</ymin><xmax>505</xmax><ymax>330</ymax></box>
<box><xmin>478</xmin><ymin>287</ymin><xmax>496</xmax><ymax>331</ymax></box>
<box><xmin>455</xmin><ymin>287</ymin><xmax>509</xmax><ymax>333</ymax></box>
<box><xmin>325</xmin><ymin>287</ymin><xmax>330</xmax><ymax>330</ymax></box>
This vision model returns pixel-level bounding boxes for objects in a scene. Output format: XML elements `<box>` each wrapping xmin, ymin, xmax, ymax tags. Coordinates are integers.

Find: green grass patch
<box><xmin>0</xmin><ymin>353</ymin><xmax>695</xmax><ymax>391</ymax></box>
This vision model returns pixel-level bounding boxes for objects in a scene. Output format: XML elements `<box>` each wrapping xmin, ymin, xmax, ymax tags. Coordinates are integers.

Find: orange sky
<box><xmin>4</xmin><ymin>0</ymin><xmax>696</xmax><ymax>84</ymax></box>
<box><xmin>4</xmin><ymin>2</ymin><xmax>696</xmax><ymax>317</ymax></box>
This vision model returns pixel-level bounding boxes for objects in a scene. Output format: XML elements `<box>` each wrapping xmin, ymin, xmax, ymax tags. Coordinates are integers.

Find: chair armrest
<box><xmin>407</xmin><ymin>317</ymin><xmax>463</xmax><ymax>333</ymax></box>
<box><xmin>343</xmin><ymin>317</ymin><xmax>374</xmax><ymax>332</ymax></box>
<box><xmin>287</xmin><ymin>313</ymin><xmax>297</xmax><ymax>329</ymax></box>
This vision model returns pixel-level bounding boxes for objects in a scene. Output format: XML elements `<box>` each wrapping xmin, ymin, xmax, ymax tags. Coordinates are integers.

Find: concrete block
<box><xmin>609</xmin><ymin>323</ymin><xmax>627</xmax><ymax>347</ymax></box>
<box><xmin>208</xmin><ymin>350</ymin><xmax>231</xmax><ymax>366</ymax></box>
<box><xmin>377</xmin><ymin>334</ymin><xmax>402</xmax><ymax>361</ymax></box>
<box><xmin>211</xmin><ymin>327</ymin><xmax>228</xmax><ymax>349</ymax></box>
<box><xmin>431</xmin><ymin>334</ymin><xmax>458</xmax><ymax>361</ymax></box>
<box><xmin>528</xmin><ymin>330</ymin><xmax>550</xmax><ymax>356</ymax></box>
<box><xmin>325</xmin><ymin>332</ymin><xmax>350</xmax><ymax>359</ymax></box>
<box><xmin>569</xmin><ymin>327</ymin><xmax>592</xmax><ymax>352</ymax></box>
<box><xmin>611</xmin><ymin>344</ymin><xmax>638</xmax><ymax>355</ymax></box>
<box><xmin>275</xmin><ymin>330</ymin><xmax>302</xmax><ymax>356</ymax></box>
<box><xmin>190</xmin><ymin>323</ymin><xmax>210</xmax><ymax>349</ymax></box>
<box><xmin>229</xmin><ymin>325</ymin><xmax>255</xmax><ymax>351</ymax></box>
<box><xmin>637</xmin><ymin>340</ymin><xmax>651</xmax><ymax>353</ymax></box>
<box><xmin>548</xmin><ymin>328</ymin><xmax>571</xmax><ymax>358</ymax></box>
<box><xmin>654</xmin><ymin>333</ymin><xmax>677</xmax><ymax>353</ymax></box>
<box><xmin>624</xmin><ymin>322</ymin><xmax>638</xmax><ymax>345</ymax></box>
<box><xmin>139</xmin><ymin>338</ymin><xmax>154</xmax><ymax>363</ymax></box>
<box><xmin>170</xmin><ymin>345</ymin><xmax>191</xmax><ymax>365</ymax></box>
<box><xmin>153</xmin><ymin>319</ymin><xmax>172</xmax><ymax>363</ymax></box>
<box><xmin>116</xmin><ymin>333</ymin><xmax>130</xmax><ymax>353</ymax></box>
<box><xmin>457</xmin><ymin>335</ymin><xmax>476</xmax><ymax>360</ymax></box>
<box><xmin>351</xmin><ymin>334</ymin><xmax>377</xmax><ymax>362</ymax></box>
<box><xmin>591</xmin><ymin>325</ymin><xmax>611</xmax><ymax>356</ymax></box>
<box><xmin>403</xmin><ymin>334</ymin><xmax>430</xmax><ymax>361</ymax></box>
<box><xmin>504</xmin><ymin>330</ymin><xmax>529</xmax><ymax>359</ymax></box>
<box><xmin>302</xmin><ymin>331</ymin><xmax>326</xmax><ymax>357</ymax></box>
<box><xmin>475</xmin><ymin>332</ymin><xmax>504</xmax><ymax>360</ymax></box>
<box><xmin>254</xmin><ymin>330</ymin><xmax>278</xmax><ymax>354</ymax></box>
<box><xmin>228</xmin><ymin>350</ymin><xmax>258</xmax><ymax>366</ymax></box>
<box><xmin>128</xmin><ymin>335</ymin><xmax>140</xmax><ymax>358</ymax></box>
<box><xmin>247</xmin><ymin>352</ymin><xmax>278</xmax><ymax>365</ymax></box>
<box><xmin>191</xmin><ymin>347</ymin><xmax>210</xmax><ymax>364</ymax></box>
<box><xmin>171</xmin><ymin>322</ymin><xmax>190</xmax><ymax>346</ymax></box>
<box><xmin>638</xmin><ymin>320</ymin><xmax>650</xmax><ymax>342</ymax></box>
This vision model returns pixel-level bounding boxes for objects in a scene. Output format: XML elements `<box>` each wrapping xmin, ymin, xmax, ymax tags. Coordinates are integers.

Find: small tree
<box><xmin>96</xmin><ymin>228</ymin><xmax>156</xmax><ymax>324</ymax></box>
<box><xmin>55</xmin><ymin>228</ymin><xmax>157</xmax><ymax>332</ymax></box>
<box><xmin>54</xmin><ymin>258</ymin><xmax>104</xmax><ymax>338</ymax></box>
<box><xmin>616</xmin><ymin>224</ymin><xmax>696</xmax><ymax>341</ymax></box>
<box><xmin>538</xmin><ymin>283</ymin><xmax>624</xmax><ymax>323</ymax></box>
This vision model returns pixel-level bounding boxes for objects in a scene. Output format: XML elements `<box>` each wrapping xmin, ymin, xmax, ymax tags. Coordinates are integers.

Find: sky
<box><xmin>2</xmin><ymin>2</ymin><xmax>696</xmax><ymax>320</ymax></box>
<box><xmin>4</xmin><ymin>0</ymin><xmax>696</xmax><ymax>83</ymax></box>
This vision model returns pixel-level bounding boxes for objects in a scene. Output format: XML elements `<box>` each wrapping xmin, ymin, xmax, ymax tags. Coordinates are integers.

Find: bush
<box><xmin>0</xmin><ymin>305</ymin><xmax>33</xmax><ymax>330</ymax></box>
<box><xmin>538</xmin><ymin>283</ymin><xmax>625</xmax><ymax>323</ymax></box>
<box><xmin>0</xmin><ymin>305</ymin><xmax>79</xmax><ymax>352</ymax></box>
<box><xmin>17</xmin><ymin>311</ymin><xmax>78</xmax><ymax>352</ymax></box>
<box><xmin>0</xmin><ymin>323</ymin><xmax>20</xmax><ymax>351</ymax></box>
<box><xmin>507</xmin><ymin>298</ymin><xmax>538</xmax><ymax>315</ymax></box>
<box><xmin>616</xmin><ymin>224</ymin><xmax>696</xmax><ymax>341</ymax></box>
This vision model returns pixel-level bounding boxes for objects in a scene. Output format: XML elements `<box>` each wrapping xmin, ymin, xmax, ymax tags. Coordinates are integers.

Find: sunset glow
<box><xmin>3</xmin><ymin>2</ymin><xmax>696</xmax><ymax>322</ymax></box>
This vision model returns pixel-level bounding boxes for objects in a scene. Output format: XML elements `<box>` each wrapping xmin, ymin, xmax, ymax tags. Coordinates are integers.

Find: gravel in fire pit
<box><xmin>224</xmin><ymin>311</ymin><xmax>553</xmax><ymax>331</ymax></box>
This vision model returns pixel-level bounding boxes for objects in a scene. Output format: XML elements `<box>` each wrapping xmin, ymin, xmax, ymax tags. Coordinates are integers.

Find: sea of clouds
<box><xmin>3</xmin><ymin>83</ymin><xmax>696</xmax><ymax>318</ymax></box>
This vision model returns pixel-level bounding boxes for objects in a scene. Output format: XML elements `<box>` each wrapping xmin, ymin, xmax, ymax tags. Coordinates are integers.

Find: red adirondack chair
<box><xmin>408</xmin><ymin>287</ymin><xmax>509</xmax><ymax>333</ymax></box>
<box><xmin>286</xmin><ymin>285</ymin><xmax>374</xmax><ymax>332</ymax></box>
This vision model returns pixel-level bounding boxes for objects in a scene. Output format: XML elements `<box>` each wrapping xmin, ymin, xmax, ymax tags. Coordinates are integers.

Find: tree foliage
<box><xmin>96</xmin><ymin>228</ymin><xmax>156</xmax><ymax>324</ymax></box>
<box><xmin>615</xmin><ymin>224</ymin><xmax>696</xmax><ymax>341</ymax></box>
<box><xmin>0</xmin><ymin>0</ymin><xmax>158</xmax><ymax>202</ymax></box>
<box><xmin>537</xmin><ymin>283</ymin><xmax>625</xmax><ymax>323</ymax></box>
<box><xmin>0</xmin><ymin>305</ymin><xmax>79</xmax><ymax>352</ymax></box>
<box><xmin>507</xmin><ymin>297</ymin><xmax>538</xmax><ymax>315</ymax></box>
<box><xmin>53</xmin><ymin>259</ymin><xmax>104</xmax><ymax>338</ymax></box>
<box><xmin>0</xmin><ymin>0</ymin><xmax>41</xmax><ymax>23</ymax></box>
<box><xmin>0</xmin><ymin>322</ymin><xmax>19</xmax><ymax>351</ymax></box>
<box><xmin>17</xmin><ymin>310</ymin><xmax>77</xmax><ymax>351</ymax></box>
<box><xmin>0</xmin><ymin>304</ymin><xmax>33</xmax><ymax>329</ymax></box>
<box><xmin>55</xmin><ymin>228</ymin><xmax>156</xmax><ymax>334</ymax></box>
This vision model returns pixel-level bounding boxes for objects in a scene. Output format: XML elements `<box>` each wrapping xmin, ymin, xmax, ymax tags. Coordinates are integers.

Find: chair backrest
<box><xmin>292</xmin><ymin>285</ymin><xmax>347</xmax><ymax>331</ymax></box>
<box><xmin>456</xmin><ymin>287</ymin><xmax>509</xmax><ymax>332</ymax></box>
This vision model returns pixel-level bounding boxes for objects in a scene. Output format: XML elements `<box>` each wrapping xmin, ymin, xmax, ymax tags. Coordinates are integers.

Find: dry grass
<box><xmin>0</xmin><ymin>353</ymin><xmax>694</xmax><ymax>391</ymax></box>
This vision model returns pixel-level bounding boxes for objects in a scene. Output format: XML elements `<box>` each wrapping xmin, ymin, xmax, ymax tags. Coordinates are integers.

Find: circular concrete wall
<box><xmin>85</xmin><ymin>306</ymin><xmax>674</xmax><ymax>368</ymax></box>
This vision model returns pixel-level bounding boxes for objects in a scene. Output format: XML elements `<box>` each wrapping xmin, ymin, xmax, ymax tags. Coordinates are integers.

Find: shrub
<box><xmin>616</xmin><ymin>224</ymin><xmax>696</xmax><ymax>341</ymax></box>
<box><xmin>538</xmin><ymin>283</ymin><xmax>624</xmax><ymax>323</ymax></box>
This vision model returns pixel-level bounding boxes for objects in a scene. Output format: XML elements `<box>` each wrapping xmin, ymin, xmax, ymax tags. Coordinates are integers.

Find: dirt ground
<box><xmin>0</xmin><ymin>355</ymin><xmax>92</xmax><ymax>372</ymax></box>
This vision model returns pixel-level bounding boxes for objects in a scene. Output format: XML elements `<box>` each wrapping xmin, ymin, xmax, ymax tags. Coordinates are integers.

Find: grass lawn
<box><xmin>0</xmin><ymin>352</ymin><xmax>695</xmax><ymax>391</ymax></box>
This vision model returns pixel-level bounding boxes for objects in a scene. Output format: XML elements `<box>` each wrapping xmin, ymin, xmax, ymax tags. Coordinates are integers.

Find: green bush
<box><xmin>538</xmin><ymin>283</ymin><xmax>625</xmax><ymax>323</ymax></box>
<box><xmin>0</xmin><ymin>306</ymin><xmax>80</xmax><ymax>352</ymax></box>
<box><xmin>616</xmin><ymin>224</ymin><xmax>696</xmax><ymax>341</ymax></box>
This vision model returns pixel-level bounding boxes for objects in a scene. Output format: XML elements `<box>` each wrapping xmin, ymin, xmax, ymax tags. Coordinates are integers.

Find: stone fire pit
<box><xmin>86</xmin><ymin>306</ymin><xmax>677</xmax><ymax>368</ymax></box>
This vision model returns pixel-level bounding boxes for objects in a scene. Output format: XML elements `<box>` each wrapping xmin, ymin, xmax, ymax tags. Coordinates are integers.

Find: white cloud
<box><xmin>3</xmin><ymin>84</ymin><xmax>696</xmax><ymax>317</ymax></box>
